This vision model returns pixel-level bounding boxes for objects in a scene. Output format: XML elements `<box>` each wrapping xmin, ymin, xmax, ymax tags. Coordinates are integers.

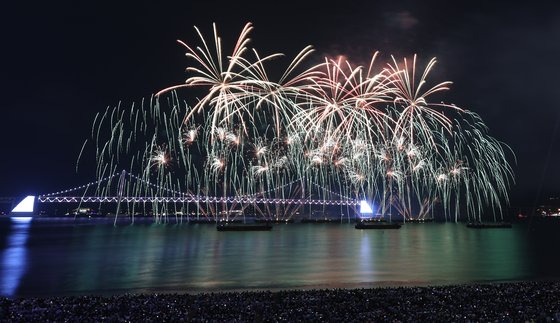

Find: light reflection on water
<box><xmin>0</xmin><ymin>220</ymin><xmax>558</xmax><ymax>297</ymax></box>
<box><xmin>0</xmin><ymin>217</ymin><xmax>32</xmax><ymax>296</ymax></box>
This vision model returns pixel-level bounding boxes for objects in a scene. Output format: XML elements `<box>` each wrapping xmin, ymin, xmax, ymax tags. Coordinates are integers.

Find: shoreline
<box><xmin>2</xmin><ymin>281</ymin><xmax>559</xmax><ymax>321</ymax></box>
<box><xmin>10</xmin><ymin>276</ymin><xmax>555</xmax><ymax>299</ymax></box>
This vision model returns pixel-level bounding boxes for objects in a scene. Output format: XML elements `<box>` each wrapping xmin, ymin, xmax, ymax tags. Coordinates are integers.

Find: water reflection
<box><xmin>0</xmin><ymin>221</ymin><xmax>554</xmax><ymax>297</ymax></box>
<box><xmin>0</xmin><ymin>217</ymin><xmax>32</xmax><ymax>296</ymax></box>
<box><xmin>359</xmin><ymin>232</ymin><xmax>373</xmax><ymax>279</ymax></box>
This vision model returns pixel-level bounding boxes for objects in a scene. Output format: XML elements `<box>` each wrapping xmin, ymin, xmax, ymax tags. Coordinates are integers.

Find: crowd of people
<box><xmin>1</xmin><ymin>281</ymin><xmax>559</xmax><ymax>321</ymax></box>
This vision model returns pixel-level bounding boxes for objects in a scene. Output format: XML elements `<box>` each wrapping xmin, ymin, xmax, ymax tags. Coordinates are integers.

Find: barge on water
<box><xmin>355</xmin><ymin>221</ymin><xmax>402</xmax><ymax>229</ymax></box>
<box><xmin>254</xmin><ymin>219</ymin><xmax>294</xmax><ymax>224</ymax></box>
<box><xmin>216</xmin><ymin>223</ymin><xmax>273</xmax><ymax>231</ymax></box>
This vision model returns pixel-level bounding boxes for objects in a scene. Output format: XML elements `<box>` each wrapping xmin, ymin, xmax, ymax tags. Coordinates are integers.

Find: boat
<box><xmin>466</xmin><ymin>222</ymin><xmax>512</xmax><ymax>229</ymax></box>
<box><xmin>406</xmin><ymin>218</ymin><xmax>434</xmax><ymax>223</ymax></box>
<box><xmin>355</xmin><ymin>221</ymin><xmax>402</xmax><ymax>229</ymax></box>
<box><xmin>217</xmin><ymin>219</ymin><xmax>243</xmax><ymax>224</ymax></box>
<box><xmin>357</xmin><ymin>218</ymin><xmax>386</xmax><ymax>223</ymax></box>
<box><xmin>216</xmin><ymin>223</ymin><xmax>273</xmax><ymax>231</ymax></box>
<box><xmin>255</xmin><ymin>218</ymin><xmax>294</xmax><ymax>224</ymax></box>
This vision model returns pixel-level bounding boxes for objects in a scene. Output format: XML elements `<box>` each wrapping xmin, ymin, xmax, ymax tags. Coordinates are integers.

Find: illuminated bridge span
<box><xmin>34</xmin><ymin>171</ymin><xmax>360</xmax><ymax>207</ymax></box>
<box><xmin>37</xmin><ymin>196</ymin><xmax>359</xmax><ymax>206</ymax></box>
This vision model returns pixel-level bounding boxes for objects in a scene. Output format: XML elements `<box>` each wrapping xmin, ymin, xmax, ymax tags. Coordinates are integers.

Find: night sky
<box><xmin>1</xmin><ymin>1</ymin><xmax>559</xmax><ymax>207</ymax></box>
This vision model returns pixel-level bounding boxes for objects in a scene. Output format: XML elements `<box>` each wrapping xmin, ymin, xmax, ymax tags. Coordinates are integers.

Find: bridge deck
<box><xmin>37</xmin><ymin>196</ymin><xmax>359</xmax><ymax>206</ymax></box>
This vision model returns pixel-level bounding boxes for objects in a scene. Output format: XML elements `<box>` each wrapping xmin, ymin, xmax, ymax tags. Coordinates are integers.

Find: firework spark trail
<box><xmin>86</xmin><ymin>23</ymin><xmax>514</xmax><ymax>223</ymax></box>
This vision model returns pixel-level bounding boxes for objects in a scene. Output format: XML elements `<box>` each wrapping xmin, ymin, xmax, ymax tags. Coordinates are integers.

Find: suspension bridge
<box><xmin>36</xmin><ymin>171</ymin><xmax>359</xmax><ymax>206</ymax></box>
<box><xmin>11</xmin><ymin>171</ymin><xmax>367</xmax><ymax>217</ymax></box>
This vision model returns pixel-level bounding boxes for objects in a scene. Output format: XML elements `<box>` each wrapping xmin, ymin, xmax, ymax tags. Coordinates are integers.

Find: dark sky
<box><xmin>1</xmin><ymin>1</ymin><xmax>559</xmax><ymax>206</ymax></box>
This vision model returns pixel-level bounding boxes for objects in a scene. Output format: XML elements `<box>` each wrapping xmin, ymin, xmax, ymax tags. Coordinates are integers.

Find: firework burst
<box><xmin>88</xmin><ymin>23</ymin><xmax>514</xmax><ymax>223</ymax></box>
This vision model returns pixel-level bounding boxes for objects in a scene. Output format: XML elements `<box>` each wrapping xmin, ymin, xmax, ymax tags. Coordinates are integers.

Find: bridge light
<box><xmin>11</xmin><ymin>196</ymin><xmax>35</xmax><ymax>214</ymax></box>
<box><xmin>359</xmin><ymin>200</ymin><xmax>374</xmax><ymax>215</ymax></box>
